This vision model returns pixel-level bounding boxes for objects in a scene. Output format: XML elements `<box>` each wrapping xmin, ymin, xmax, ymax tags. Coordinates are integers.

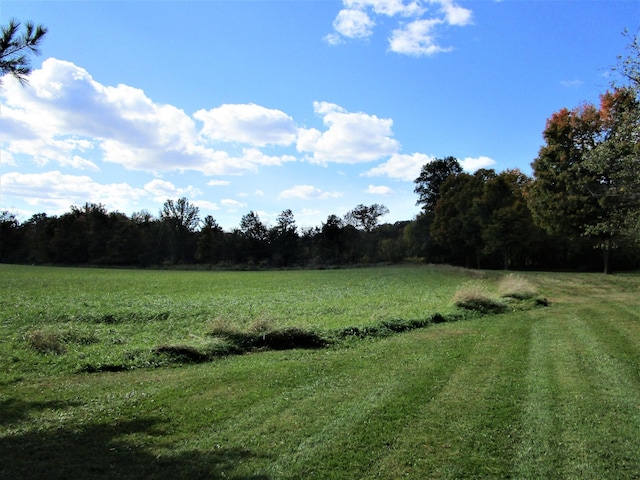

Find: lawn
<box><xmin>1</xmin><ymin>265</ymin><xmax>639</xmax><ymax>478</ymax></box>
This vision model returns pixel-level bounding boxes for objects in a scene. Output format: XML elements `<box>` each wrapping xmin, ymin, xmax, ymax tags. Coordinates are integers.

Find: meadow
<box><xmin>1</xmin><ymin>264</ymin><xmax>640</xmax><ymax>478</ymax></box>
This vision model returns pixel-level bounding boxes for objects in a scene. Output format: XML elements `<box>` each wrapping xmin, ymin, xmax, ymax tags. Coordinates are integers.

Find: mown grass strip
<box><xmin>515</xmin><ymin>302</ymin><xmax>640</xmax><ymax>479</ymax></box>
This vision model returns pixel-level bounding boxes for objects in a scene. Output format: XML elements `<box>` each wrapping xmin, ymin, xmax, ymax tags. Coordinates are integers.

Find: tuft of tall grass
<box><xmin>26</xmin><ymin>329</ymin><xmax>67</xmax><ymax>355</ymax></box>
<box><xmin>25</xmin><ymin>327</ymin><xmax>100</xmax><ymax>355</ymax></box>
<box><xmin>453</xmin><ymin>282</ymin><xmax>507</xmax><ymax>314</ymax></box>
<box><xmin>498</xmin><ymin>274</ymin><xmax>537</xmax><ymax>300</ymax></box>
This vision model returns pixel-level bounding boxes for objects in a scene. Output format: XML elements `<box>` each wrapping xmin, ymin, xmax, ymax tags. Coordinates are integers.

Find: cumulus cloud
<box><xmin>207</xmin><ymin>179</ymin><xmax>231</xmax><ymax>186</ymax></box>
<box><xmin>297</xmin><ymin>102</ymin><xmax>399</xmax><ymax>164</ymax></box>
<box><xmin>193</xmin><ymin>200</ymin><xmax>219</xmax><ymax>211</ymax></box>
<box><xmin>363</xmin><ymin>152</ymin><xmax>433</xmax><ymax>181</ymax></box>
<box><xmin>328</xmin><ymin>8</ymin><xmax>376</xmax><ymax>41</ymax></box>
<box><xmin>220</xmin><ymin>198</ymin><xmax>247</xmax><ymax>210</ymax></box>
<box><xmin>0</xmin><ymin>58</ymin><xmax>297</xmax><ymax>177</ymax></box>
<box><xmin>389</xmin><ymin>18</ymin><xmax>449</xmax><ymax>56</ymax></box>
<box><xmin>195</xmin><ymin>103</ymin><xmax>297</xmax><ymax>146</ymax></box>
<box><xmin>1</xmin><ymin>170</ymin><xmax>146</xmax><ymax>214</ymax></box>
<box><xmin>143</xmin><ymin>179</ymin><xmax>201</xmax><ymax>202</ymax></box>
<box><xmin>278</xmin><ymin>185</ymin><xmax>343</xmax><ymax>200</ymax></box>
<box><xmin>1</xmin><ymin>150</ymin><xmax>16</xmax><ymax>166</ymax></box>
<box><xmin>326</xmin><ymin>0</ymin><xmax>473</xmax><ymax>56</ymax></box>
<box><xmin>461</xmin><ymin>155</ymin><xmax>496</xmax><ymax>171</ymax></box>
<box><xmin>367</xmin><ymin>184</ymin><xmax>394</xmax><ymax>195</ymax></box>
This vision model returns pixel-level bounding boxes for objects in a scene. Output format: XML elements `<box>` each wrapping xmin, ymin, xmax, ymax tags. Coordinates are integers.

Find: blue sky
<box><xmin>1</xmin><ymin>0</ymin><xmax>638</xmax><ymax>230</ymax></box>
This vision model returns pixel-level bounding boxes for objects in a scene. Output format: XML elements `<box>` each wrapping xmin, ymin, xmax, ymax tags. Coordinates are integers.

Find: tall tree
<box><xmin>344</xmin><ymin>203</ymin><xmax>389</xmax><ymax>232</ymax></box>
<box><xmin>527</xmin><ymin>106</ymin><xmax>602</xmax><ymax>235</ymax></box>
<box><xmin>0</xmin><ymin>18</ymin><xmax>47</xmax><ymax>85</ymax></box>
<box><xmin>480</xmin><ymin>170</ymin><xmax>543</xmax><ymax>269</ymax></box>
<box><xmin>270</xmin><ymin>209</ymin><xmax>299</xmax><ymax>267</ymax></box>
<box><xmin>0</xmin><ymin>211</ymin><xmax>22</xmax><ymax>262</ymax></box>
<box><xmin>431</xmin><ymin>170</ymin><xmax>493</xmax><ymax>268</ymax></box>
<box><xmin>528</xmin><ymin>93</ymin><xmax>639</xmax><ymax>273</ymax></box>
<box><xmin>239</xmin><ymin>211</ymin><xmax>269</xmax><ymax>264</ymax></box>
<box><xmin>414</xmin><ymin>156</ymin><xmax>463</xmax><ymax>213</ymax></box>
<box><xmin>161</xmin><ymin>198</ymin><xmax>200</xmax><ymax>263</ymax></box>
<box><xmin>196</xmin><ymin>215</ymin><xmax>225</xmax><ymax>264</ymax></box>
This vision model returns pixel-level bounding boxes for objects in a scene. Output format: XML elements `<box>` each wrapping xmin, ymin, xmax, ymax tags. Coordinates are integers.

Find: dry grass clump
<box><xmin>247</xmin><ymin>317</ymin><xmax>275</xmax><ymax>334</ymax></box>
<box><xmin>26</xmin><ymin>329</ymin><xmax>67</xmax><ymax>354</ymax></box>
<box><xmin>453</xmin><ymin>282</ymin><xmax>507</xmax><ymax>314</ymax></box>
<box><xmin>26</xmin><ymin>328</ymin><xmax>100</xmax><ymax>355</ymax></box>
<box><xmin>207</xmin><ymin>316</ymin><xmax>240</xmax><ymax>337</ymax></box>
<box><xmin>498</xmin><ymin>274</ymin><xmax>537</xmax><ymax>300</ymax></box>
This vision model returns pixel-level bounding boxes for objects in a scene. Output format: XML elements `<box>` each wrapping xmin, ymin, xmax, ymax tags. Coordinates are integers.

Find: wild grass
<box><xmin>453</xmin><ymin>281</ymin><xmax>507</xmax><ymax>314</ymax></box>
<box><xmin>1</xmin><ymin>265</ymin><xmax>640</xmax><ymax>478</ymax></box>
<box><xmin>498</xmin><ymin>273</ymin><xmax>538</xmax><ymax>299</ymax></box>
<box><xmin>1</xmin><ymin>264</ymin><xmax>472</xmax><ymax>378</ymax></box>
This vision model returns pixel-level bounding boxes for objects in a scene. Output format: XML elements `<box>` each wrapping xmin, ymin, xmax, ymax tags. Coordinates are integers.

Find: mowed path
<box><xmin>246</xmin><ymin>273</ymin><xmax>640</xmax><ymax>478</ymax></box>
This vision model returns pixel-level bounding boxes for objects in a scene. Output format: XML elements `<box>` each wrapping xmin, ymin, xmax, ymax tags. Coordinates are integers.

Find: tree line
<box><xmin>1</xmin><ymin>22</ymin><xmax>639</xmax><ymax>272</ymax></box>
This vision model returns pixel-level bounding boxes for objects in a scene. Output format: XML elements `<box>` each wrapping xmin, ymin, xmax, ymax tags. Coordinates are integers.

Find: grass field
<box><xmin>1</xmin><ymin>264</ymin><xmax>640</xmax><ymax>478</ymax></box>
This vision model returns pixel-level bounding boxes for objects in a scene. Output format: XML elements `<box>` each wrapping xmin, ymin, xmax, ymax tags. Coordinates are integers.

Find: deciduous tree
<box><xmin>161</xmin><ymin>198</ymin><xmax>200</xmax><ymax>263</ymax></box>
<box><xmin>344</xmin><ymin>204</ymin><xmax>389</xmax><ymax>232</ymax></box>
<box><xmin>414</xmin><ymin>156</ymin><xmax>463</xmax><ymax>213</ymax></box>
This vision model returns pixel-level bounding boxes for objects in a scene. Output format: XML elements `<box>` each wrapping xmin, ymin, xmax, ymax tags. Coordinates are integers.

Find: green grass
<box><xmin>0</xmin><ymin>264</ymin><xmax>476</xmax><ymax>378</ymax></box>
<box><xmin>1</xmin><ymin>265</ymin><xmax>640</xmax><ymax>478</ymax></box>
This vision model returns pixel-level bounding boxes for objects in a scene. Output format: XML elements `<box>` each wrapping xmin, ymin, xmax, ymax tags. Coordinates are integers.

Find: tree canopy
<box><xmin>414</xmin><ymin>156</ymin><xmax>463</xmax><ymax>214</ymax></box>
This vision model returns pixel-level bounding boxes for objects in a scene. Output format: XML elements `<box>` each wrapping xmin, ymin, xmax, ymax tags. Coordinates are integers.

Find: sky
<box><xmin>1</xmin><ymin>0</ymin><xmax>638</xmax><ymax>231</ymax></box>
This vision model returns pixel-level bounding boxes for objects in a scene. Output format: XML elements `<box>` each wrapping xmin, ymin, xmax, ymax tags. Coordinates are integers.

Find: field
<box><xmin>1</xmin><ymin>264</ymin><xmax>640</xmax><ymax>479</ymax></box>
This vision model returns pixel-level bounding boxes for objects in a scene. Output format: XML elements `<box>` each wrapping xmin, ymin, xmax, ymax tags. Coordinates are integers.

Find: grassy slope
<box><xmin>1</xmin><ymin>267</ymin><xmax>640</xmax><ymax>478</ymax></box>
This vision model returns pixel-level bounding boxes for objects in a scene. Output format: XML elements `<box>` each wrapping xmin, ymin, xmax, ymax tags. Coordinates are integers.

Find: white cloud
<box><xmin>297</xmin><ymin>102</ymin><xmax>399</xmax><ymax>164</ymax></box>
<box><xmin>0</xmin><ymin>58</ymin><xmax>296</xmax><ymax>177</ymax></box>
<box><xmin>278</xmin><ymin>185</ymin><xmax>343</xmax><ymax>200</ymax></box>
<box><xmin>143</xmin><ymin>179</ymin><xmax>201</xmax><ymax>201</ymax></box>
<box><xmin>195</xmin><ymin>103</ymin><xmax>297</xmax><ymax>146</ymax></box>
<box><xmin>1</xmin><ymin>170</ymin><xmax>146</xmax><ymax>214</ymax></box>
<box><xmin>560</xmin><ymin>79</ymin><xmax>583</xmax><ymax>88</ymax></box>
<box><xmin>461</xmin><ymin>155</ymin><xmax>496</xmax><ymax>172</ymax></box>
<box><xmin>389</xmin><ymin>18</ymin><xmax>450</xmax><ymax>56</ymax></box>
<box><xmin>193</xmin><ymin>200</ymin><xmax>219</xmax><ymax>211</ymax></box>
<box><xmin>327</xmin><ymin>0</ymin><xmax>473</xmax><ymax>56</ymax></box>
<box><xmin>331</xmin><ymin>8</ymin><xmax>375</xmax><ymax>40</ymax></box>
<box><xmin>363</xmin><ymin>152</ymin><xmax>433</xmax><ymax>181</ymax></box>
<box><xmin>1</xmin><ymin>150</ymin><xmax>16</xmax><ymax>166</ymax></box>
<box><xmin>300</xmin><ymin>208</ymin><xmax>321</xmax><ymax>216</ymax></box>
<box><xmin>440</xmin><ymin>0</ymin><xmax>473</xmax><ymax>26</ymax></box>
<box><xmin>207</xmin><ymin>179</ymin><xmax>230</xmax><ymax>186</ymax></box>
<box><xmin>351</xmin><ymin>0</ymin><xmax>425</xmax><ymax>17</ymax></box>
<box><xmin>367</xmin><ymin>184</ymin><xmax>394</xmax><ymax>195</ymax></box>
<box><xmin>221</xmin><ymin>198</ymin><xmax>247</xmax><ymax>209</ymax></box>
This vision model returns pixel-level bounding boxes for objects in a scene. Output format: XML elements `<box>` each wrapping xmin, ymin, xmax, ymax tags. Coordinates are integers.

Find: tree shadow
<box><xmin>0</xmin><ymin>398</ymin><xmax>270</xmax><ymax>480</ymax></box>
<box><xmin>0</xmin><ymin>397</ymin><xmax>83</xmax><ymax>427</ymax></box>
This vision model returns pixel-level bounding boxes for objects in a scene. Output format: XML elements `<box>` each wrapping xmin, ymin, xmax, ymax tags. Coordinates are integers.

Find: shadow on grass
<box><xmin>0</xmin><ymin>399</ymin><xmax>270</xmax><ymax>480</ymax></box>
<box><xmin>0</xmin><ymin>398</ymin><xmax>83</xmax><ymax>427</ymax></box>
